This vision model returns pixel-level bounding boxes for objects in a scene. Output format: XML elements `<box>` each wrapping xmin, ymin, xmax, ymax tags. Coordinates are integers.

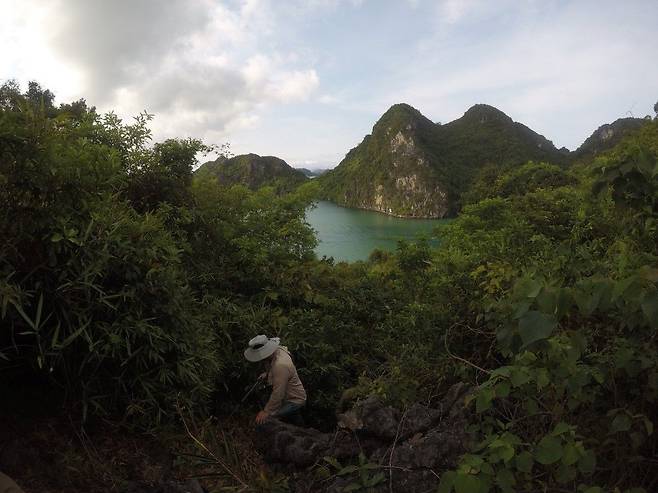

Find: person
<box><xmin>243</xmin><ymin>335</ymin><xmax>306</xmax><ymax>425</ymax></box>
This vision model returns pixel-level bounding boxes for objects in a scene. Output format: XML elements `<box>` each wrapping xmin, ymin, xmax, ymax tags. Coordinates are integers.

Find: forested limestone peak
<box><xmin>317</xmin><ymin>101</ymin><xmax>567</xmax><ymax>218</ymax></box>
<box><xmin>195</xmin><ymin>153</ymin><xmax>308</xmax><ymax>193</ymax></box>
<box><xmin>461</xmin><ymin>103</ymin><xmax>514</xmax><ymax>124</ymax></box>
<box><xmin>372</xmin><ymin>102</ymin><xmax>435</xmax><ymax>133</ymax></box>
<box><xmin>574</xmin><ymin>117</ymin><xmax>647</xmax><ymax>160</ymax></box>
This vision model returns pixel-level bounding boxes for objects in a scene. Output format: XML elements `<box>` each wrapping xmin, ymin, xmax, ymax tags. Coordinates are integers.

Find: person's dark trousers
<box><xmin>274</xmin><ymin>400</ymin><xmax>305</xmax><ymax>426</ymax></box>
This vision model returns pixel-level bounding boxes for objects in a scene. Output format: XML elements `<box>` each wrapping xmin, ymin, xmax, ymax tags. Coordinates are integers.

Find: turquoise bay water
<box><xmin>305</xmin><ymin>201</ymin><xmax>448</xmax><ymax>262</ymax></box>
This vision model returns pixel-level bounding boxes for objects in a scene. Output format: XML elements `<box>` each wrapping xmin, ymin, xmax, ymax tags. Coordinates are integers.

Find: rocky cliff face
<box><xmin>317</xmin><ymin>103</ymin><xmax>565</xmax><ymax>218</ymax></box>
<box><xmin>573</xmin><ymin>117</ymin><xmax>647</xmax><ymax>160</ymax></box>
<box><xmin>195</xmin><ymin>153</ymin><xmax>308</xmax><ymax>193</ymax></box>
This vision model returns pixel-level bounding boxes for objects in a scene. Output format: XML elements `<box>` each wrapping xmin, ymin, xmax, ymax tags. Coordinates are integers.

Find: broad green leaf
<box><xmin>491</xmin><ymin>367</ymin><xmax>511</xmax><ymax>378</ymax></box>
<box><xmin>488</xmin><ymin>440</ymin><xmax>514</xmax><ymax>463</ymax></box>
<box><xmin>578</xmin><ymin>449</ymin><xmax>597</xmax><ymax>475</ymax></box>
<box><xmin>509</xmin><ymin>368</ymin><xmax>531</xmax><ymax>388</ymax></box>
<box><xmin>495</xmin><ymin>381</ymin><xmax>510</xmax><ymax>398</ymax></box>
<box><xmin>518</xmin><ymin>311</ymin><xmax>557</xmax><ymax>347</ymax></box>
<box><xmin>454</xmin><ymin>474</ymin><xmax>486</xmax><ymax>493</ymax></box>
<box><xmin>513</xmin><ymin>300</ymin><xmax>531</xmax><ymax>319</ymax></box>
<box><xmin>495</xmin><ymin>468</ymin><xmax>515</xmax><ymax>490</ymax></box>
<box><xmin>514</xmin><ymin>276</ymin><xmax>542</xmax><ymax>299</ymax></box>
<box><xmin>552</xmin><ymin>422</ymin><xmax>572</xmax><ymax>437</ymax></box>
<box><xmin>610</xmin><ymin>413</ymin><xmax>632</xmax><ymax>433</ymax></box>
<box><xmin>462</xmin><ymin>454</ymin><xmax>484</xmax><ymax>468</ymax></box>
<box><xmin>515</xmin><ymin>451</ymin><xmax>533</xmax><ymax>473</ymax></box>
<box><xmin>534</xmin><ymin>436</ymin><xmax>563</xmax><ymax>465</ymax></box>
<box><xmin>573</xmin><ymin>288</ymin><xmax>600</xmax><ymax>316</ymax></box>
<box><xmin>476</xmin><ymin>387</ymin><xmax>494</xmax><ymax>414</ymax></box>
<box><xmin>438</xmin><ymin>471</ymin><xmax>456</xmax><ymax>493</ymax></box>
<box><xmin>535</xmin><ymin>368</ymin><xmax>550</xmax><ymax>390</ymax></box>
<box><xmin>562</xmin><ymin>442</ymin><xmax>579</xmax><ymax>466</ymax></box>
<box><xmin>536</xmin><ymin>286</ymin><xmax>558</xmax><ymax>314</ymax></box>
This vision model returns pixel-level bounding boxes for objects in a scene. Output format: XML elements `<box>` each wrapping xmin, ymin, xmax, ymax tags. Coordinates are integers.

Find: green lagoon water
<box><xmin>306</xmin><ymin>201</ymin><xmax>448</xmax><ymax>262</ymax></box>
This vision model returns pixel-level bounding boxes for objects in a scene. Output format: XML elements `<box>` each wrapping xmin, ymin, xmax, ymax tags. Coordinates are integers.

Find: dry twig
<box><xmin>389</xmin><ymin>408</ymin><xmax>408</xmax><ymax>493</ymax></box>
<box><xmin>176</xmin><ymin>402</ymin><xmax>248</xmax><ymax>489</ymax></box>
<box><xmin>444</xmin><ymin>322</ymin><xmax>493</xmax><ymax>375</ymax></box>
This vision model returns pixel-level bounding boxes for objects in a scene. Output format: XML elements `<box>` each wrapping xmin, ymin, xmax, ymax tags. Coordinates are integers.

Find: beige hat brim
<box><xmin>244</xmin><ymin>339</ymin><xmax>279</xmax><ymax>362</ymax></box>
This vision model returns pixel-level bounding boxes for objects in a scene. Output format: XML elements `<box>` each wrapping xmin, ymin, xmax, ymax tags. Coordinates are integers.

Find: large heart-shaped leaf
<box><xmin>518</xmin><ymin>311</ymin><xmax>557</xmax><ymax>348</ymax></box>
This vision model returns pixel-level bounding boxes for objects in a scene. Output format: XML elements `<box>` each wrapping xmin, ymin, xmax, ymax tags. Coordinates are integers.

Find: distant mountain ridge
<box><xmin>194</xmin><ymin>105</ymin><xmax>651</xmax><ymax>218</ymax></box>
<box><xmin>297</xmin><ymin>167</ymin><xmax>331</xmax><ymax>178</ymax></box>
<box><xmin>195</xmin><ymin>153</ymin><xmax>308</xmax><ymax>193</ymax></box>
<box><xmin>316</xmin><ymin>103</ymin><xmax>567</xmax><ymax>218</ymax></box>
<box><xmin>573</xmin><ymin>117</ymin><xmax>647</xmax><ymax>159</ymax></box>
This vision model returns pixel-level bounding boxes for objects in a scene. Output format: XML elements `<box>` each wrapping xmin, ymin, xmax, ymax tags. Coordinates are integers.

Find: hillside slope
<box><xmin>196</xmin><ymin>153</ymin><xmax>308</xmax><ymax>193</ymax></box>
<box><xmin>317</xmin><ymin>103</ymin><xmax>565</xmax><ymax>218</ymax></box>
<box><xmin>572</xmin><ymin>117</ymin><xmax>647</xmax><ymax>161</ymax></box>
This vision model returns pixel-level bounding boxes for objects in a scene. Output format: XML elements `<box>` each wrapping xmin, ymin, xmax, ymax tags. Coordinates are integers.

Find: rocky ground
<box><xmin>256</xmin><ymin>383</ymin><xmax>472</xmax><ymax>493</ymax></box>
<box><xmin>1</xmin><ymin>384</ymin><xmax>471</xmax><ymax>492</ymax></box>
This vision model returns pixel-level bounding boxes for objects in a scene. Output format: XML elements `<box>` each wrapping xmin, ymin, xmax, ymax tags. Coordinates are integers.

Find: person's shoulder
<box><xmin>273</xmin><ymin>349</ymin><xmax>293</xmax><ymax>368</ymax></box>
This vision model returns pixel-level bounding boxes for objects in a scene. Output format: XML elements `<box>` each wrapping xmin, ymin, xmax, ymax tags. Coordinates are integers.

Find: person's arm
<box><xmin>262</xmin><ymin>363</ymin><xmax>288</xmax><ymax>416</ymax></box>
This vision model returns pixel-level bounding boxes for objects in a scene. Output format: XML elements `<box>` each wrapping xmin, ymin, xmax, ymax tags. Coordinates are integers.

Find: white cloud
<box><xmin>439</xmin><ymin>0</ymin><xmax>481</xmax><ymax>24</ymax></box>
<box><xmin>318</xmin><ymin>94</ymin><xmax>339</xmax><ymax>104</ymax></box>
<box><xmin>269</xmin><ymin>69</ymin><xmax>320</xmax><ymax>103</ymax></box>
<box><xmin>2</xmin><ymin>0</ymin><xmax>656</xmax><ymax>163</ymax></box>
<box><xmin>0</xmin><ymin>0</ymin><xmax>320</xmax><ymax>144</ymax></box>
<box><xmin>377</xmin><ymin>1</ymin><xmax>658</xmax><ymax>149</ymax></box>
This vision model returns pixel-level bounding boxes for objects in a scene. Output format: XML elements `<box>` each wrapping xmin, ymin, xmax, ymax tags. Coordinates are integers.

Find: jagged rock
<box><xmin>256</xmin><ymin>419</ymin><xmax>331</xmax><ymax>467</ymax></box>
<box><xmin>399</xmin><ymin>402</ymin><xmax>443</xmax><ymax>439</ymax></box>
<box><xmin>338</xmin><ymin>396</ymin><xmax>401</xmax><ymax>440</ymax></box>
<box><xmin>375</xmin><ymin>425</ymin><xmax>468</xmax><ymax>470</ymax></box>
<box><xmin>255</xmin><ymin>383</ymin><xmax>473</xmax><ymax>492</ymax></box>
<box><xmin>442</xmin><ymin>381</ymin><xmax>469</xmax><ymax>412</ymax></box>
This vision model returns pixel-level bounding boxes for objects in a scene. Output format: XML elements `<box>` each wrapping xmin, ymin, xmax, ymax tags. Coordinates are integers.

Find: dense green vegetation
<box><xmin>196</xmin><ymin>153</ymin><xmax>308</xmax><ymax>194</ymax></box>
<box><xmin>1</xmin><ymin>82</ymin><xmax>657</xmax><ymax>492</ymax></box>
<box><xmin>317</xmin><ymin>103</ymin><xmax>568</xmax><ymax>218</ymax></box>
<box><xmin>0</xmin><ymin>81</ymin><xmax>316</xmax><ymax>422</ymax></box>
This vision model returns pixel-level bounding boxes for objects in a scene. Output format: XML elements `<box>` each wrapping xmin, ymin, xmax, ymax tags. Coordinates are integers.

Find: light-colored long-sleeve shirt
<box><xmin>263</xmin><ymin>346</ymin><xmax>307</xmax><ymax>415</ymax></box>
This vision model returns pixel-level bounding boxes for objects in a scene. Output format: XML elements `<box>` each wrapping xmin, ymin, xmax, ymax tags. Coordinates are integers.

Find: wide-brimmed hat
<box><xmin>244</xmin><ymin>335</ymin><xmax>280</xmax><ymax>362</ymax></box>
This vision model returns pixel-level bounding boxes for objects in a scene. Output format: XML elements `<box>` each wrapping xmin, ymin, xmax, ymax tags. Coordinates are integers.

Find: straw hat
<box><xmin>244</xmin><ymin>335</ymin><xmax>280</xmax><ymax>362</ymax></box>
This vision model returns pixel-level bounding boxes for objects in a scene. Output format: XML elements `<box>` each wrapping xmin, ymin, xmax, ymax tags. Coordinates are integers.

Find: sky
<box><xmin>1</xmin><ymin>0</ymin><xmax>657</xmax><ymax>169</ymax></box>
